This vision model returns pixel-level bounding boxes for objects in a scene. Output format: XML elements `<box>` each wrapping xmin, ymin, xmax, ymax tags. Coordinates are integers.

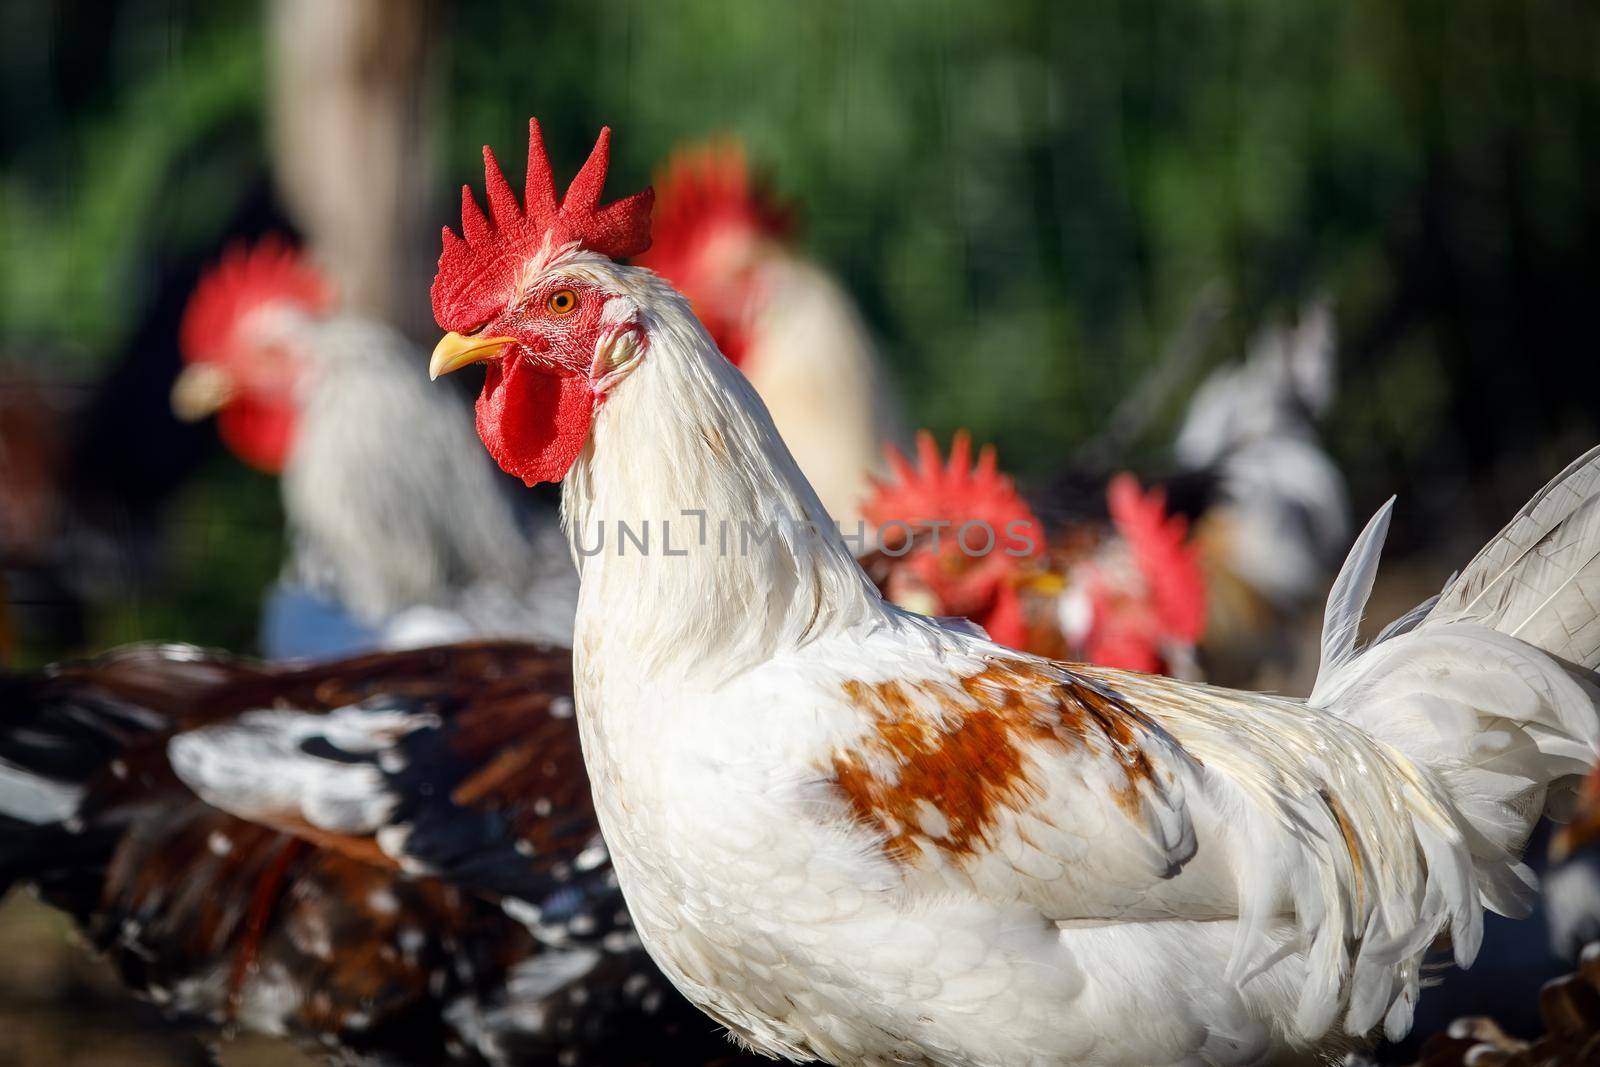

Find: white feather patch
<box><xmin>167</xmin><ymin>706</ymin><xmax>436</xmax><ymax>833</ymax></box>
<box><xmin>0</xmin><ymin>758</ymin><xmax>81</xmax><ymax>824</ymax></box>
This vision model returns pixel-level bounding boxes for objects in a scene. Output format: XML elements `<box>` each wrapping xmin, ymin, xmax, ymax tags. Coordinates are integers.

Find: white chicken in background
<box><xmin>171</xmin><ymin>239</ymin><xmax>577</xmax><ymax>657</ymax></box>
<box><xmin>1172</xmin><ymin>300</ymin><xmax>1352</xmax><ymax>685</ymax></box>
<box><xmin>635</xmin><ymin>140</ymin><xmax>900</xmax><ymax>528</ymax></box>
<box><xmin>422</xmin><ymin>121</ymin><xmax>1600</xmax><ymax>1067</ymax></box>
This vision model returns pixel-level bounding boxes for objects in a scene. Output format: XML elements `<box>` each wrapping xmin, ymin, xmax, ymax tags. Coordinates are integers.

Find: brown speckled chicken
<box><xmin>0</xmin><ymin>641</ymin><xmax>759</xmax><ymax>1065</ymax></box>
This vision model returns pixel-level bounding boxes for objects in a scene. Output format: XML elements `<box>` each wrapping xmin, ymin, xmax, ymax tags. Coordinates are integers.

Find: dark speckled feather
<box><xmin>1</xmin><ymin>641</ymin><xmax>766</xmax><ymax>1066</ymax></box>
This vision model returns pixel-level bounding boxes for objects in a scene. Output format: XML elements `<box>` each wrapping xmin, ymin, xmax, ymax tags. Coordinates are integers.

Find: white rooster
<box><xmin>424</xmin><ymin>121</ymin><xmax>1600</xmax><ymax>1066</ymax></box>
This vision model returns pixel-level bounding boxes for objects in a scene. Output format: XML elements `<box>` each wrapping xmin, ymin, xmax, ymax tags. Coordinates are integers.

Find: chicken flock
<box><xmin>2</xmin><ymin>118</ymin><xmax>1598</xmax><ymax>1067</ymax></box>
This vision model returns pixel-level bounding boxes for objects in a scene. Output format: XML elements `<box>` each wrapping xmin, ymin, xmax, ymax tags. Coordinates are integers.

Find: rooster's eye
<box><xmin>547</xmin><ymin>289</ymin><xmax>578</xmax><ymax>316</ymax></box>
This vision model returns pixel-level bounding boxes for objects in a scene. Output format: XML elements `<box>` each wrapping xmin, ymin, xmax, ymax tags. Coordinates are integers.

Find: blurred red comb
<box><xmin>1106</xmin><ymin>474</ymin><xmax>1207</xmax><ymax>643</ymax></box>
<box><xmin>637</xmin><ymin>138</ymin><xmax>792</xmax><ymax>274</ymax></box>
<box><xmin>181</xmin><ymin>237</ymin><xmax>332</xmax><ymax>364</ymax></box>
<box><xmin>432</xmin><ymin>119</ymin><xmax>655</xmax><ymax>333</ymax></box>
<box><xmin>864</xmin><ymin>430</ymin><xmax>1041</xmax><ymax>558</ymax></box>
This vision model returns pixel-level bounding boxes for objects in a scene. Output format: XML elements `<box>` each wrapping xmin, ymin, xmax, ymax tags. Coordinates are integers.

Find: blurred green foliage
<box><xmin>3</xmin><ymin>0</ymin><xmax>1600</xmax><ymax>654</ymax></box>
<box><xmin>88</xmin><ymin>458</ymin><xmax>284</xmax><ymax>655</ymax></box>
<box><xmin>1</xmin><ymin>1</ymin><xmax>263</xmax><ymax>367</ymax></box>
<box><xmin>440</xmin><ymin>0</ymin><xmax>1600</xmax><ymax>493</ymax></box>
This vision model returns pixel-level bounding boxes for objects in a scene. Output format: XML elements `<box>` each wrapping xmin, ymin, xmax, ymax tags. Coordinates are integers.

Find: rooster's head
<box><xmin>173</xmin><ymin>238</ymin><xmax>334</xmax><ymax>473</ymax></box>
<box><xmin>862</xmin><ymin>431</ymin><xmax>1043</xmax><ymax>648</ymax></box>
<box><xmin>429</xmin><ymin>119</ymin><xmax>654</xmax><ymax>487</ymax></box>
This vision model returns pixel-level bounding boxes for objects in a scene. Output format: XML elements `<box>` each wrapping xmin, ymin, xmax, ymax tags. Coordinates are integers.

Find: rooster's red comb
<box><xmin>1106</xmin><ymin>474</ymin><xmax>1207</xmax><ymax>643</ymax></box>
<box><xmin>181</xmin><ymin>237</ymin><xmax>333</xmax><ymax>364</ymax></box>
<box><xmin>637</xmin><ymin>138</ymin><xmax>792</xmax><ymax>272</ymax></box>
<box><xmin>864</xmin><ymin>431</ymin><xmax>1042</xmax><ymax>559</ymax></box>
<box><xmin>432</xmin><ymin>119</ymin><xmax>655</xmax><ymax>333</ymax></box>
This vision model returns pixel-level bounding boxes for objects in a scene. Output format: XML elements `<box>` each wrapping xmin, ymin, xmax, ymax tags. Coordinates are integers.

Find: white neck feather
<box><xmin>561</xmin><ymin>266</ymin><xmax>881</xmax><ymax>680</ymax></box>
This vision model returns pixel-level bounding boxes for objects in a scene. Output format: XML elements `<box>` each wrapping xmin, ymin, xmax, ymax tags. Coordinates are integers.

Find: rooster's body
<box><xmin>572</xmin><ymin>342</ymin><xmax>1600</xmax><ymax>1062</ymax></box>
<box><xmin>422</xmin><ymin>122</ymin><xmax>1600</xmax><ymax>1066</ymax></box>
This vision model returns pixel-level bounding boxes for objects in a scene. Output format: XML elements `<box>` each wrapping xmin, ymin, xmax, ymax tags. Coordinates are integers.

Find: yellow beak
<box><xmin>170</xmin><ymin>363</ymin><xmax>235</xmax><ymax>421</ymax></box>
<box><xmin>429</xmin><ymin>333</ymin><xmax>516</xmax><ymax>380</ymax></box>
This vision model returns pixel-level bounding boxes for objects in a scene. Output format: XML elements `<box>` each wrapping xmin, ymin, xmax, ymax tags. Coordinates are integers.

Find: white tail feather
<box><xmin>1311</xmin><ymin>497</ymin><xmax>1394</xmax><ymax>702</ymax></box>
<box><xmin>1306</xmin><ymin>450</ymin><xmax>1600</xmax><ymax>1038</ymax></box>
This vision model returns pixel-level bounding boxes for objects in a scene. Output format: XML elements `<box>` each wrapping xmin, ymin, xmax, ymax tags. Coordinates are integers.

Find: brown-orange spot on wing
<box><xmin>830</xmin><ymin>659</ymin><xmax>1171</xmax><ymax>864</ymax></box>
<box><xmin>1055</xmin><ymin>680</ymin><xmax>1165</xmax><ymax>819</ymax></box>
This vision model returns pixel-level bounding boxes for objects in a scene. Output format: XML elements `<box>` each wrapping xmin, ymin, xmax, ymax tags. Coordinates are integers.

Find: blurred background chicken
<box><xmin>1548</xmin><ymin>763</ymin><xmax>1600</xmax><ymax>963</ymax></box>
<box><xmin>861</xmin><ymin>303</ymin><xmax>1347</xmax><ymax>687</ymax></box>
<box><xmin>1172</xmin><ymin>300</ymin><xmax>1350</xmax><ymax>687</ymax></box>
<box><xmin>860</xmin><ymin>431</ymin><xmax>1207</xmax><ymax>677</ymax></box>
<box><xmin>0</xmin><ymin>640</ymin><xmax>756</xmax><ymax>1066</ymax></box>
<box><xmin>171</xmin><ymin>240</ymin><xmax>577</xmax><ymax>659</ymax></box>
<box><xmin>1027</xmin><ymin>299</ymin><xmax>1347</xmax><ymax>688</ymax></box>
<box><xmin>636</xmin><ymin>141</ymin><xmax>901</xmax><ymax>527</ymax></box>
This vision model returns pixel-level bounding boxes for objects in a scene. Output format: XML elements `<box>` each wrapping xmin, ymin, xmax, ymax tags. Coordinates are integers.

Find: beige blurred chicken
<box><xmin>636</xmin><ymin>140</ymin><xmax>900</xmax><ymax>527</ymax></box>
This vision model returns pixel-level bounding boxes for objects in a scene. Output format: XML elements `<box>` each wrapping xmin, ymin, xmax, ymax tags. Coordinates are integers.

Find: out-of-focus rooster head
<box><xmin>172</xmin><ymin>238</ymin><xmax>334</xmax><ymax>472</ymax></box>
<box><xmin>633</xmin><ymin>140</ymin><xmax>792</xmax><ymax>369</ymax></box>
<box><xmin>1060</xmin><ymin>475</ymin><xmax>1208</xmax><ymax>675</ymax></box>
<box><xmin>862</xmin><ymin>431</ymin><xmax>1043</xmax><ymax>648</ymax></box>
<box><xmin>427</xmin><ymin>120</ymin><xmax>654</xmax><ymax>487</ymax></box>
